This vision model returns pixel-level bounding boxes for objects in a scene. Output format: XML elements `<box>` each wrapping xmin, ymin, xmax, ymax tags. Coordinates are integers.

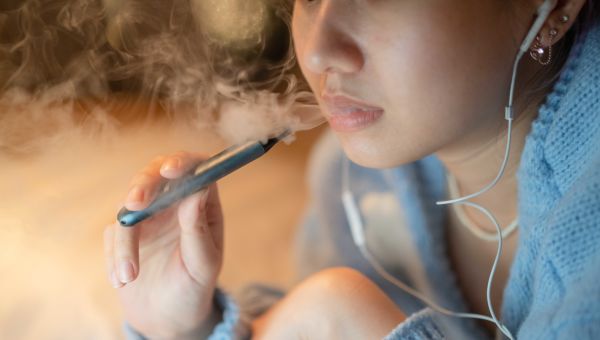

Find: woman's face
<box><xmin>292</xmin><ymin>0</ymin><xmax>534</xmax><ymax>168</ymax></box>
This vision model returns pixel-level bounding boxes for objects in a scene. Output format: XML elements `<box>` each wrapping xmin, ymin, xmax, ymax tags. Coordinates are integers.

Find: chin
<box><xmin>337</xmin><ymin>133</ymin><xmax>422</xmax><ymax>169</ymax></box>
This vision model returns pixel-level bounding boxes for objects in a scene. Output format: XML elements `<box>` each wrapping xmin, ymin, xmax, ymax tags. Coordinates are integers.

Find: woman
<box><xmin>104</xmin><ymin>0</ymin><xmax>600</xmax><ymax>338</ymax></box>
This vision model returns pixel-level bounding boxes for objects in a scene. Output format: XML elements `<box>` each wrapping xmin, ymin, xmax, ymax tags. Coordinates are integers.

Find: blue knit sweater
<box><xmin>126</xmin><ymin>21</ymin><xmax>600</xmax><ymax>340</ymax></box>
<box><xmin>302</xmin><ymin>22</ymin><xmax>600</xmax><ymax>339</ymax></box>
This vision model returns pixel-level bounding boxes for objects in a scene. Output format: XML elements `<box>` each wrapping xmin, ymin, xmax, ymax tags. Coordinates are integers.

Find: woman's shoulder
<box><xmin>509</xmin><ymin>22</ymin><xmax>600</xmax><ymax>252</ymax></box>
<box><xmin>509</xmin><ymin>155</ymin><xmax>600</xmax><ymax>337</ymax></box>
<box><xmin>538</xmin><ymin>153</ymin><xmax>600</xmax><ymax>267</ymax></box>
<box><xmin>521</xmin><ymin>22</ymin><xmax>600</xmax><ymax>194</ymax></box>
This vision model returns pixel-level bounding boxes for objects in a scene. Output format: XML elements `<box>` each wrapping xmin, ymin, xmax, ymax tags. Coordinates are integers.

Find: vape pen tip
<box><xmin>261</xmin><ymin>130</ymin><xmax>291</xmax><ymax>152</ymax></box>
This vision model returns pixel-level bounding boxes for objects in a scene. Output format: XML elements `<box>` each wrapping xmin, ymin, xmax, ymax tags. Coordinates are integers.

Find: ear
<box><xmin>537</xmin><ymin>0</ymin><xmax>588</xmax><ymax>46</ymax></box>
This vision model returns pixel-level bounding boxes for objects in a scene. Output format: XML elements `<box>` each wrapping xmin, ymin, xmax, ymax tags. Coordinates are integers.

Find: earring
<box><xmin>529</xmin><ymin>28</ymin><xmax>558</xmax><ymax>65</ymax></box>
<box><xmin>560</xmin><ymin>15</ymin><xmax>570</xmax><ymax>23</ymax></box>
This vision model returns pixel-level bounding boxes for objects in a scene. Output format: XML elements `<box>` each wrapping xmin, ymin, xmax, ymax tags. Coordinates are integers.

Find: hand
<box><xmin>104</xmin><ymin>152</ymin><xmax>224</xmax><ymax>339</ymax></box>
<box><xmin>252</xmin><ymin>267</ymin><xmax>405</xmax><ymax>340</ymax></box>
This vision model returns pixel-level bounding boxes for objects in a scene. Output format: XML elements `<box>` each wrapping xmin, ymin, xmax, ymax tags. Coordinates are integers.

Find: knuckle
<box><xmin>173</xmin><ymin>150</ymin><xmax>189</xmax><ymax>159</ymax></box>
<box><xmin>131</xmin><ymin>172</ymin><xmax>155</xmax><ymax>186</ymax></box>
<box><xmin>182</xmin><ymin>214</ymin><xmax>210</xmax><ymax>236</ymax></box>
<box><xmin>115</xmin><ymin>229</ymin><xmax>135</xmax><ymax>244</ymax></box>
<box><xmin>114</xmin><ymin>234</ymin><xmax>134</xmax><ymax>253</ymax></box>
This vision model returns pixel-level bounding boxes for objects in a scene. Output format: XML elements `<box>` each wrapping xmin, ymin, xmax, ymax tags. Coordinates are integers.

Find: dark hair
<box><xmin>542</xmin><ymin>1</ymin><xmax>600</xmax><ymax>87</ymax></box>
<box><xmin>516</xmin><ymin>0</ymin><xmax>599</xmax><ymax>113</ymax></box>
<box><xmin>573</xmin><ymin>0</ymin><xmax>600</xmax><ymax>37</ymax></box>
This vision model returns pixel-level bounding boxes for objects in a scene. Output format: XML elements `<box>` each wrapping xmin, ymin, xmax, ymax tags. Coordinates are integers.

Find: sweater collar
<box><xmin>518</xmin><ymin>21</ymin><xmax>600</xmax><ymax>226</ymax></box>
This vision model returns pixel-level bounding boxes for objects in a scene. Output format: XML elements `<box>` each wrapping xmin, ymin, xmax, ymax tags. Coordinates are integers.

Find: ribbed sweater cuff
<box><xmin>209</xmin><ymin>289</ymin><xmax>250</xmax><ymax>340</ymax></box>
<box><xmin>384</xmin><ymin>308</ymin><xmax>445</xmax><ymax>340</ymax></box>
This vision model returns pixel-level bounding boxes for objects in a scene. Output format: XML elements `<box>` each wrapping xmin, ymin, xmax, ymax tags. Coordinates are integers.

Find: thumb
<box><xmin>177</xmin><ymin>187</ymin><xmax>223</xmax><ymax>287</ymax></box>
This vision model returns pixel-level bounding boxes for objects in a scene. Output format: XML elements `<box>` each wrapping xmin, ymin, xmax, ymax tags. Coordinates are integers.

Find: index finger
<box><xmin>124</xmin><ymin>152</ymin><xmax>205</xmax><ymax>211</ymax></box>
<box><xmin>159</xmin><ymin>151</ymin><xmax>206</xmax><ymax>179</ymax></box>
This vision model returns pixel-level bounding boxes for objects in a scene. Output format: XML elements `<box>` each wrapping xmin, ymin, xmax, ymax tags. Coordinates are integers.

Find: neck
<box><xmin>436</xmin><ymin>107</ymin><xmax>539</xmax><ymax>233</ymax></box>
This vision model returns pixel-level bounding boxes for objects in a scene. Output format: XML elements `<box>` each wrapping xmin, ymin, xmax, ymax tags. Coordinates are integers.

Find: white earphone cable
<box><xmin>340</xmin><ymin>3</ymin><xmax>556</xmax><ymax>339</ymax></box>
<box><xmin>343</xmin><ymin>154</ymin><xmax>515</xmax><ymax>339</ymax></box>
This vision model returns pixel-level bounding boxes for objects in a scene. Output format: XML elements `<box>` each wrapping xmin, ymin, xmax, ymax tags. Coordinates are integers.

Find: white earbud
<box><xmin>520</xmin><ymin>0</ymin><xmax>558</xmax><ymax>54</ymax></box>
<box><xmin>342</xmin><ymin>1</ymin><xmax>557</xmax><ymax>339</ymax></box>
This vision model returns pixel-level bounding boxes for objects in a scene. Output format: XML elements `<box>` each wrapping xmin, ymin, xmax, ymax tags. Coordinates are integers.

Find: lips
<box><xmin>322</xmin><ymin>94</ymin><xmax>384</xmax><ymax>133</ymax></box>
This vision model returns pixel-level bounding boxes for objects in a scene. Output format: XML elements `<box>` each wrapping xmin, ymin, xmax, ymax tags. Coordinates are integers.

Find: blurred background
<box><xmin>0</xmin><ymin>0</ymin><xmax>324</xmax><ymax>338</ymax></box>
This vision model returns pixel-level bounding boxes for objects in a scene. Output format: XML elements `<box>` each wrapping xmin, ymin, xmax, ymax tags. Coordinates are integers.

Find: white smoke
<box><xmin>0</xmin><ymin>2</ymin><xmax>322</xmax><ymax>338</ymax></box>
<box><xmin>0</xmin><ymin>0</ymin><xmax>321</xmax><ymax>156</ymax></box>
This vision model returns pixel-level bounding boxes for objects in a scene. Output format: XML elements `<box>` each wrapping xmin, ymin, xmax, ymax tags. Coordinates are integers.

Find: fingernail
<box><xmin>110</xmin><ymin>271</ymin><xmax>123</xmax><ymax>288</ymax></box>
<box><xmin>126</xmin><ymin>187</ymin><xmax>144</xmax><ymax>205</ymax></box>
<box><xmin>161</xmin><ymin>158</ymin><xmax>180</xmax><ymax>172</ymax></box>
<box><xmin>118</xmin><ymin>261</ymin><xmax>135</xmax><ymax>283</ymax></box>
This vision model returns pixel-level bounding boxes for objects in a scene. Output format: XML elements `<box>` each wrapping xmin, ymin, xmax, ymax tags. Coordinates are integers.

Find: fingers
<box><xmin>177</xmin><ymin>184</ymin><xmax>224</xmax><ymax>287</ymax></box>
<box><xmin>114</xmin><ymin>151</ymin><xmax>216</xmax><ymax>288</ymax></box>
<box><xmin>124</xmin><ymin>152</ymin><xmax>203</xmax><ymax>211</ymax></box>
<box><xmin>202</xmin><ymin>183</ymin><xmax>224</xmax><ymax>250</ymax></box>
<box><xmin>104</xmin><ymin>222</ymin><xmax>140</xmax><ymax>287</ymax></box>
<box><xmin>124</xmin><ymin>156</ymin><xmax>168</xmax><ymax>211</ymax></box>
<box><xmin>114</xmin><ymin>222</ymin><xmax>140</xmax><ymax>284</ymax></box>
<box><xmin>159</xmin><ymin>151</ymin><xmax>203</xmax><ymax>180</ymax></box>
<box><xmin>103</xmin><ymin>224</ymin><xmax>123</xmax><ymax>288</ymax></box>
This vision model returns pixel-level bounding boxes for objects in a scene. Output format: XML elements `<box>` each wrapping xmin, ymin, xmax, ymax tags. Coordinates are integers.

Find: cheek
<box><xmin>388</xmin><ymin>14</ymin><xmax>511</xmax><ymax>128</ymax></box>
<box><xmin>344</xmin><ymin>8</ymin><xmax>515</xmax><ymax>167</ymax></box>
<box><xmin>380</xmin><ymin>14</ymin><xmax>511</xmax><ymax>125</ymax></box>
<box><xmin>291</xmin><ymin>1</ymin><xmax>516</xmax><ymax>169</ymax></box>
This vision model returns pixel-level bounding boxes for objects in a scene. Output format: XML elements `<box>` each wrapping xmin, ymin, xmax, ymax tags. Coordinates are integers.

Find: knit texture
<box><xmin>296</xmin><ymin>21</ymin><xmax>600</xmax><ymax>340</ymax></box>
<box><xmin>503</xmin><ymin>22</ymin><xmax>600</xmax><ymax>338</ymax></box>
<box><xmin>208</xmin><ymin>290</ymin><xmax>250</xmax><ymax>340</ymax></box>
<box><xmin>123</xmin><ymin>21</ymin><xmax>600</xmax><ymax>340</ymax></box>
<box><xmin>383</xmin><ymin>308</ymin><xmax>446</xmax><ymax>340</ymax></box>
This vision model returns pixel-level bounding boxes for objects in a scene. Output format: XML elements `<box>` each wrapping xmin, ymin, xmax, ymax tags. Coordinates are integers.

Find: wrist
<box><xmin>168</xmin><ymin>289</ymin><xmax>222</xmax><ymax>340</ymax></box>
<box><xmin>128</xmin><ymin>290</ymin><xmax>221</xmax><ymax>340</ymax></box>
<box><xmin>173</xmin><ymin>305</ymin><xmax>222</xmax><ymax>340</ymax></box>
<box><xmin>125</xmin><ymin>289</ymin><xmax>242</xmax><ymax>340</ymax></box>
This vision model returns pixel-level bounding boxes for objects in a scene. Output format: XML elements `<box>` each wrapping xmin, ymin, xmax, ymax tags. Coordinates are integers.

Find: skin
<box><xmin>291</xmin><ymin>0</ymin><xmax>584</xmax><ymax>331</ymax></box>
<box><xmin>105</xmin><ymin>0</ymin><xmax>587</xmax><ymax>338</ymax></box>
<box><xmin>252</xmin><ymin>268</ymin><xmax>406</xmax><ymax>340</ymax></box>
<box><xmin>292</xmin><ymin>0</ymin><xmax>582</xmax><ymax>229</ymax></box>
<box><xmin>104</xmin><ymin>153</ymin><xmax>225</xmax><ymax>339</ymax></box>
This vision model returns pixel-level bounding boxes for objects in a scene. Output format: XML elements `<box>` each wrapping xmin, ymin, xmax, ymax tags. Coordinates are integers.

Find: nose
<box><xmin>300</xmin><ymin>5</ymin><xmax>364</xmax><ymax>76</ymax></box>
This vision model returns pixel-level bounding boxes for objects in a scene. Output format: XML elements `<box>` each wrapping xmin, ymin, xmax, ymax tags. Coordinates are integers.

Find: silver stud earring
<box><xmin>560</xmin><ymin>15</ymin><xmax>570</xmax><ymax>23</ymax></box>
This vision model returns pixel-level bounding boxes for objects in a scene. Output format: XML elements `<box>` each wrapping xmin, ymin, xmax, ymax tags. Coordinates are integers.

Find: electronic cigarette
<box><xmin>117</xmin><ymin>132</ymin><xmax>288</xmax><ymax>226</ymax></box>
